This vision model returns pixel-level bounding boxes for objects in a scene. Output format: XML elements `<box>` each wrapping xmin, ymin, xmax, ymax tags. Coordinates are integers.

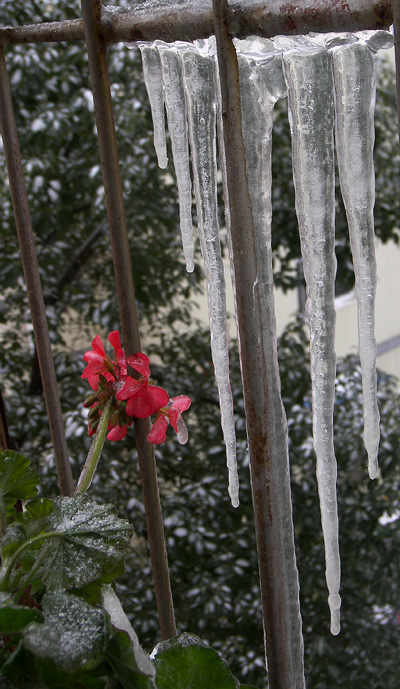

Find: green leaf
<box><xmin>0</xmin><ymin>452</ymin><xmax>39</xmax><ymax>501</ymax></box>
<box><xmin>0</xmin><ymin>643</ymin><xmax>47</xmax><ymax>688</ymax></box>
<box><xmin>104</xmin><ymin>620</ymin><xmax>154</xmax><ymax>689</ymax></box>
<box><xmin>40</xmin><ymin>497</ymin><xmax>133</xmax><ymax>590</ymax></box>
<box><xmin>153</xmin><ymin>633</ymin><xmax>240</xmax><ymax>689</ymax></box>
<box><xmin>71</xmin><ymin>558</ymin><xmax>126</xmax><ymax>605</ymax></box>
<box><xmin>1</xmin><ymin>642</ymin><xmax>107</xmax><ymax>689</ymax></box>
<box><xmin>3</xmin><ymin>497</ymin><xmax>133</xmax><ymax>592</ymax></box>
<box><xmin>0</xmin><ymin>598</ymin><xmax>42</xmax><ymax>634</ymax></box>
<box><xmin>23</xmin><ymin>592</ymin><xmax>105</xmax><ymax>672</ymax></box>
<box><xmin>102</xmin><ymin>585</ymin><xmax>155</xmax><ymax>689</ymax></box>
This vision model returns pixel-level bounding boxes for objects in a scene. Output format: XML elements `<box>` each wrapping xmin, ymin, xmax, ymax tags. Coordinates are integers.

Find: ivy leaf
<box><xmin>23</xmin><ymin>592</ymin><xmax>105</xmax><ymax>672</ymax></box>
<box><xmin>153</xmin><ymin>633</ymin><xmax>240</xmax><ymax>689</ymax></box>
<box><xmin>0</xmin><ymin>451</ymin><xmax>39</xmax><ymax>502</ymax></box>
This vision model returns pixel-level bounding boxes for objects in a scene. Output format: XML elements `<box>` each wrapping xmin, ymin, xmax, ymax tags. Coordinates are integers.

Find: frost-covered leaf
<box><xmin>15</xmin><ymin>496</ymin><xmax>132</xmax><ymax>591</ymax></box>
<box><xmin>0</xmin><ymin>451</ymin><xmax>39</xmax><ymax>501</ymax></box>
<box><xmin>153</xmin><ymin>633</ymin><xmax>240</xmax><ymax>689</ymax></box>
<box><xmin>23</xmin><ymin>592</ymin><xmax>104</xmax><ymax>672</ymax></box>
<box><xmin>71</xmin><ymin>558</ymin><xmax>125</xmax><ymax>605</ymax></box>
<box><xmin>102</xmin><ymin>584</ymin><xmax>155</xmax><ymax>688</ymax></box>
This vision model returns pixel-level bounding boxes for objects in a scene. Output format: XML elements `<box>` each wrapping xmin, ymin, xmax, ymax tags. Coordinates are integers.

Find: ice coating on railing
<box><xmin>138</xmin><ymin>43</ymin><xmax>168</xmax><ymax>169</ymax></box>
<box><xmin>157</xmin><ymin>41</ymin><xmax>195</xmax><ymax>273</ymax></box>
<box><xmin>236</xmin><ymin>37</ymin><xmax>305</xmax><ymax>662</ymax></box>
<box><xmin>282</xmin><ymin>40</ymin><xmax>341</xmax><ymax>635</ymax></box>
<box><xmin>330</xmin><ymin>39</ymin><xmax>380</xmax><ymax>480</ymax></box>
<box><xmin>180</xmin><ymin>44</ymin><xmax>238</xmax><ymax>508</ymax></box>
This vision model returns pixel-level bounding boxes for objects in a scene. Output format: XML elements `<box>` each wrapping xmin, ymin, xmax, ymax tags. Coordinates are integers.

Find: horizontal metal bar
<box><xmin>0</xmin><ymin>0</ymin><xmax>393</xmax><ymax>46</ymax></box>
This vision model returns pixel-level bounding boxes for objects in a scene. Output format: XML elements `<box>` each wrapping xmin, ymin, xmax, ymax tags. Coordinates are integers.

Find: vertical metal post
<box><xmin>80</xmin><ymin>0</ymin><xmax>176</xmax><ymax>640</ymax></box>
<box><xmin>0</xmin><ymin>46</ymin><xmax>74</xmax><ymax>496</ymax></box>
<box><xmin>393</xmin><ymin>0</ymin><xmax>400</xmax><ymax>146</ymax></box>
<box><xmin>212</xmin><ymin>2</ymin><xmax>305</xmax><ymax>687</ymax></box>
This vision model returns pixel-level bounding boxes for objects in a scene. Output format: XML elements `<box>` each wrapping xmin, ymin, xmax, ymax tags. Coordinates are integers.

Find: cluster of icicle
<box><xmin>134</xmin><ymin>27</ymin><xmax>393</xmax><ymax>634</ymax></box>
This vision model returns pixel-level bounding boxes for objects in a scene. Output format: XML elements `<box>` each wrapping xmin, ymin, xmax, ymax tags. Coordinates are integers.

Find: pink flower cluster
<box><xmin>81</xmin><ymin>331</ymin><xmax>191</xmax><ymax>444</ymax></box>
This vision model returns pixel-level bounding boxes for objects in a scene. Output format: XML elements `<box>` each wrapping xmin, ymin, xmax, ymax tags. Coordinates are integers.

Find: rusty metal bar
<box><xmin>0</xmin><ymin>0</ymin><xmax>393</xmax><ymax>46</ymax></box>
<box><xmin>393</xmin><ymin>0</ymin><xmax>400</xmax><ymax>145</ymax></box>
<box><xmin>0</xmin><ymin>46</ymin><xmax>74</xmax><ymax>496</ymax></box>
<box><xmin>80</xmin><ymin>0</ymin><xmax>176</xmax><ymax>641</ymax></box>
<box><xmin>213</xmin><ymin>1</ymin><xmax>305</xmax><ymax>688</ymax></box>
<box><xmin>0</xmin><ymin>387</ymin><xmax>12</xmax><ymax>451</ymax></box>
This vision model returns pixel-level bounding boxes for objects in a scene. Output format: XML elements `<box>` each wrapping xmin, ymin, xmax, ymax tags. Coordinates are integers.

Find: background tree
<box><xmin>0</xmin><ymin>2</ymin><xmax>399</xmax><ymax>687</ymax></box>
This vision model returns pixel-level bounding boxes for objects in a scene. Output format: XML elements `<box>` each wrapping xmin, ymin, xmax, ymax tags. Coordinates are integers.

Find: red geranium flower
<box><xmin>116</xmin><ymin>353</ymin><xmax>169</xmax><ymax>419</ymax></box>
<box><xmin>81</xmin><ymin>331</ymin><xmax>125</xmax><ymax>391</ymax></box>
<box><xmin>147</xmin><ymin>395</ymin><xmax>191</xmax><ymax>445</ymax></box>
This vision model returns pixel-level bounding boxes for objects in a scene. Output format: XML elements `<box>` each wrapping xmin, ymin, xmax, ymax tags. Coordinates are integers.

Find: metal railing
<box><xmin>0</xmin><ymin>2</ymin><xmax>398</xmax><ymax>688</ymax></box>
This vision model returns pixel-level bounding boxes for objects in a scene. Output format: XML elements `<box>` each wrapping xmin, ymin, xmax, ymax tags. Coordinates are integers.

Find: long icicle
<box><xmin>138</xmin><ymin>42</ymin><xmax>168</xmax><ymax>170</ymax></box>
<box><xmin>331</xmin><ymin>39</ymin><xmax>380</xmax><ymax>480</ymax></box>
<box><xmin>157</xmin><ymin>41</ymin><xmax>195</xmax><ymax>273</ymax></box>
<box><xmin>283</xmin><ymin>41</ymin><xmax>340</xmax><ymax>635</ymax></box>
<box><xmin>180</xmin><ymin>44</ymin><xmax>239</xmax><ymax>508</ymax></box>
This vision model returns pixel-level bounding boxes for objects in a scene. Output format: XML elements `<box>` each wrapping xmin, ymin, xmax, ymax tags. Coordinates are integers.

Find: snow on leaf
<box><xmin>23</xmin><ymin>591</ymin><xmax>104</xmax><ymax>672</ymax></box>
<box><xmin>26</xmin><ymin>496</ymin><xmax>132</xmax><ymax>591</ymax></box>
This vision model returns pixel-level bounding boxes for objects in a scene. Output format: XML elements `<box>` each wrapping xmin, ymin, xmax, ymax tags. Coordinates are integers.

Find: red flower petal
<box><xmin>126</xmin><ymin>385</ymin><xmax>168</xmax><ymax>418</ymax></box>
<box><xmin>147</xmin><ymin>415</ymin><xmax>169</xmax><ymax>444</ymax></box>
<box><xmin>83</xmin><ymin>351</ymin><xmax>105</xmax><ymax>364</ymax></box>
<box><xmin>116</xmin><ymin>376</ymin><xmax>141</xmax><ymax>400</ymax></box>
<box><xmin>108</xmin><ymin>330</ymin><xmax>121</xmax><ymax>353</ymax></box>
<box><xmin>81</xmin><ymin>359</ymin><xmax>107</xmax><ymax>379</ymax></box>
<box><xmin>127</xmin><ymin>353</ymin><xmax>150</xmax><ymax>378</ymax></box>
<box><xmin>117</xmin><ymin>348</ymin><xmax>127</xmax><ymax>380</ymax></box>
<box><xmin>170</xmin><ymin>395</ymin><xmax>191</xmax><ymax>412</ymax></box>
<box><xmin>88</xmin><ymin>374</ymin><xmax>100</xmax><ymax>391</ymax></box>
<box><xmin>91</xmin><ymin>335</ymin><xmax>105</xmax><ymax>357</ymax></box>
<box><xmin>146</xmin><ymin>385</ymin><xmax>170</xmax><ymax>413</ymax></box>
<box><xmin>107</xmin><ymin>425</ymin><xmax>127</xmax><ymax>441</ymax></box>
<box><xmin>168</xmin><ymin>409</ymin><xmax>180</xmax><ymax>433</ymax></box>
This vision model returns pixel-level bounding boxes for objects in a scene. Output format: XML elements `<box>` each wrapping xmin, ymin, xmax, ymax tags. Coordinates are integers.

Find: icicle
<box><xmin>180</xmin><ymin>44</ymin><xmax>238</xmax><ymax>508</ymax></box>
<box><xmin>282</xmin><ymin>41</ymin><xmax>341</xmax><ymax>635</ymax></box>
<box><xmin>330</xmin><ymin>40</ymin><xmax>380</xmax><ymax>480</ymax></box>
<box><xmin>157</xmin><ymin>41</ymin><xmax>195</xmax><ymax>273</ymax></box>
<box><xmin>138</xmin><ymin>43</ymin><xmax>168</xmax><ymax>170</ymax></box>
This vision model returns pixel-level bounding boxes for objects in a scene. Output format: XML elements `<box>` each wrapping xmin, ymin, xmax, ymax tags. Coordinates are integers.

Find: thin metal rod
<box><xmin>80</xmin><ymin>0</ymin><xmax>176</xmax><ymax>641</ymax></box>
<box><xmin>0</xmin><ymin>46</ymin><xmax>74</xmax><ymax>496</ymax></box>
<box><xmin>0</xmin><ymin>0</ymin><xmax>393</xmax><ymax>46</ymax></box>
<box><xmin>393</xmin><ymin>0</ymin><xmax>400</xmax><ymax>146</ymax></box>
<box><xmin>213</xmin><ymin>2</ymin><xmax>305</xmax><ymax>688</ymax></box>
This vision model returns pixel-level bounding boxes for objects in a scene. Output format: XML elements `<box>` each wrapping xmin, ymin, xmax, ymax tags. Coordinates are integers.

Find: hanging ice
<box><xmin>180</xmin><ymin>44</ymin><xmax>238</xmax><ymax>508</ymax></box>
<box><xmin>330</xmin><ymin>39</ymin><xmax>380</xmax><ymax>480</ymax></box>
<box><xmin>157</xmin><ymin>41</ymin><xmax>195</xmax><ymax>273</ymax></box>
<box><xmin>138</xmin><ymin>43</ymin><xmax>168</xmax><ymax>170</ymax></box>
<box><xmin>282</xmin><ymin>40</ymin><xmax>341</xmax><ymax>635</ymax></box>
<box><xmin>235</xmin><ymin>39</ymin><xmax>305</xmax><ymax>665</ymax></box>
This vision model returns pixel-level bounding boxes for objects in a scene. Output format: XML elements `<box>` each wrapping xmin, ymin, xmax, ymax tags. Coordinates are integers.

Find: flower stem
<box><xmin>75</xmin><ymin>397</ymin><xmax>113</xmax><ymax>495</ymax></box>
